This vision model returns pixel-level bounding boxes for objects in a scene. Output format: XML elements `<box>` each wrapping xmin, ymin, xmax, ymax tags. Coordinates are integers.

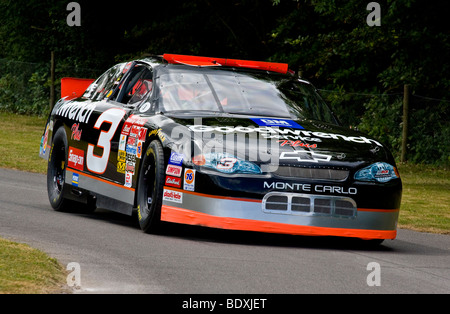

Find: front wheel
<box><xmin>47</xmin><ymin>127</ymin><xmax>73</xmax><ymax>211</ymax></box>
<box><xmin>136</xmin><ymin>140</ymin><xmax>165</xmax><ymax>233</ymax></box>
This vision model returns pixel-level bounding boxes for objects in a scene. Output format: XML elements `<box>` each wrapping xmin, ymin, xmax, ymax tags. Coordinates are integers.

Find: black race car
<box><xmin>39</xmin><ymin>54</ymin><xmax>402</xmax><ymax>242</ymax></box>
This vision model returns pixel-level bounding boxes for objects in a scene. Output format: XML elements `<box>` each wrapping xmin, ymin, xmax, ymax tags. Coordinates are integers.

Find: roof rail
<box><xmin>162</xmin><ymin>54</ymin><xmax>288</xmax><ymax>74</ymax></box>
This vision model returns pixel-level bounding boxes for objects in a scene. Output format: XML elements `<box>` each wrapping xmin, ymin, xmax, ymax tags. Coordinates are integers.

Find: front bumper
<box><xmin>161</xmin><ymin>186</ymin><xmax>399</xmax><ymax>240</ymax></box>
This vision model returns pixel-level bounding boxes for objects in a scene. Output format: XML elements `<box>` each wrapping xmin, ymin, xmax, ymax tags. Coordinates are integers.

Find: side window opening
<box><xmin>128</xmin><ymin>71</ymin><xmax>153</xmax><ymax>105</ymax></box>
<box><xmin>82</xmin><ymin>62</ymin><xmax>129</xmax><ymax>101</ymax></box>
<box><xmin>112</xmin><ymin>64</ymin><xmax>153</xmax><ymax>105</ymax></box>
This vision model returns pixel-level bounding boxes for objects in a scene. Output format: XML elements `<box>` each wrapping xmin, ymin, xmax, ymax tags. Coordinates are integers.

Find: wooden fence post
<box><xmin>401</xmin><ymin>84</ymin><xmax>410</xmax><ymax>163</ymax></box>
<box><xmin>49</xmin><ymin>51</ymin><xmax>55</xmax><ymax>111</ymax></box>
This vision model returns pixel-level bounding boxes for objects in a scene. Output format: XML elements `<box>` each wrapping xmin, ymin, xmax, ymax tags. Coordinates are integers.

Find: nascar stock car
<box><xmin>39</xmin><ymin>54</ymin><xmax>402</xmax><ymax>243</ymax></box>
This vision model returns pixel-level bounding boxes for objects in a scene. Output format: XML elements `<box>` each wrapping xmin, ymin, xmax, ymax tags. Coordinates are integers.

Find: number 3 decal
<box><xmin>87</xmin><ymin>108</ymin><xmax>126</xmax><ymax>174</ymax></box>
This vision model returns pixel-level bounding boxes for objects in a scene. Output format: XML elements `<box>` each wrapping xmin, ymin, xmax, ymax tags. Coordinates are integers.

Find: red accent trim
<box><xmin>161</xmin><ymin>205</ymin><xmax>397</xmax><ymax>240</ymax></box>
<box><xmin>61</xmin><ymin>77</ymin><xmax>94</xmax><ymax>100</ymax></box>
<box><xmin>163</xmin><ymin>54</ymin><xmax>289</xmax><ymax>74</ymax></box>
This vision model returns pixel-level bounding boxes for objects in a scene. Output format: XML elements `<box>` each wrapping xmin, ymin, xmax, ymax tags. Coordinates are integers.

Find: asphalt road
<box><xmin>0</xmin><ymin>167</ymin><xmax>449</xmax><ymax>295</ymax></box>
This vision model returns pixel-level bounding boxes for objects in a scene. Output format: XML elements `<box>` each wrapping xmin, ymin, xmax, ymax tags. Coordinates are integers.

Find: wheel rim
<box><xmin>52</xmin><ymin>145</ymin><xmax>66</xmax><ymax>195</ymax></box>
<box><xmin>142</xmin><ymin>153</ymin><xmax>156</xmax><ymax>217</ymax></box>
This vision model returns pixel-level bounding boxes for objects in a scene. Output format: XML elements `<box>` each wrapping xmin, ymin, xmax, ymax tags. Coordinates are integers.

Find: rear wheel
<box><xmin>136</xmin><ymin>140</ymin><xmax>165</xmax><ymax>233</ymax></box>
<box><xmin>47</xmin><ymin>127</ymin><xmax>73</xmax><ymax>211</ymax></box>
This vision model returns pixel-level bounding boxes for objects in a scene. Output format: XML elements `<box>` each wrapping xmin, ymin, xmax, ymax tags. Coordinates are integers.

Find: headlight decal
<box><xmin>354</xmin><ymin>162</ymin><xmax>399</xmax><ymax>183</ymax></box>
<box><xmin>196</xmin><ymin>152</ymin><xmax>262</xmax><ymax>174</ymax></box>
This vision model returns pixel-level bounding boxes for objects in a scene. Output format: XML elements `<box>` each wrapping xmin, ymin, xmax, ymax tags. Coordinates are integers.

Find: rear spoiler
<box><xmin>61</xmin><ymin>77</ymin><xmax>95</xmax><ymax>100</ymax></box>
<box><xmin>163</xmin><ymin>54</ymin><xmax>289</xmax><ymax>74</ymax></box>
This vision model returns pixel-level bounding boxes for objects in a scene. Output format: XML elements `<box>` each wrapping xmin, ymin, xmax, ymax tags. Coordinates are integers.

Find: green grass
<box><xmin>0</xmin><ymin>238</ymin><xmax>67</xmax><ymax>294</ymax></box>
<box><xmin>0</xmin><ymin>112</ymin><xmax>67</xmax><ymax>293</ymax></box>
<box><xmin>0</xmin><ymin>112</ymin><xmax>47</xmax><ymax>173</ymax></box>
<box><xmin>397</xmin><ymin>163</ymin><xmax>450</xmax><ymax>234</ymax></box>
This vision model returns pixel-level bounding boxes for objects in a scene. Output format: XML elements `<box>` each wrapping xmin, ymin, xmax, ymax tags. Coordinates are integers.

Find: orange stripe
<box><xmin>161</xmin><ymin>205</ymin><xmax>397</xmax><ymax>240</ymax></box>
<box><xmin>68</xmin><ymin>168</ymin><xmax>135</xmax><ymax>191</ymax></box>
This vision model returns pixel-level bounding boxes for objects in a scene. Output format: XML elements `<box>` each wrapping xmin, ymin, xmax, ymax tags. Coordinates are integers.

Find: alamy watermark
<box><xmin>366</xmin><ymin>262</ymin><xmax>381</xmax><ymax>286</ymax></box>
<box><xmin>66</xmin><ymin>262</ymin><xmax>81</xmax><ymax>288</ymax></box>
<box><xmin>366</xmin><ymin>2</ymin><xmax>381</xmax><ymax>27</ymax></box>
<box><xmin>66</xmin><ymin>2</ymin><xmax>81</xmax><ymax>27</ymax></box>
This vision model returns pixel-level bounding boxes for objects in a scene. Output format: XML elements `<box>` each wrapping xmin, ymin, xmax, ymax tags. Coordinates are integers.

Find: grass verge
<box><xmin>0</xmin><ymin>238</ymin><xmax>67</xmax><ymax>294</ymax></box>
<box><xmin>397</xmin><ymin>163</ymin><xmax>450</xmax><ymax>234</ymax></box>
<box><xmin>0</xmin><ymin>112</ymin><xmax>47</xmax><ymax>173</ymax></box>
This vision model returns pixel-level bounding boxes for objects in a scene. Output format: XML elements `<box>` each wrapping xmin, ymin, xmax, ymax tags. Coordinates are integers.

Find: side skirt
<box><xmin>65</xmin><ymin>168</ymin><xmax>135</xmax><ymax>216</ymax></box>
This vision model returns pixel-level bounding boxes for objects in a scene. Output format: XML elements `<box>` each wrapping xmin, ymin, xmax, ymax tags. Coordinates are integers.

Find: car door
<box><xmin>83</xmin><ymin>62</ymin><xmax>153</xmax><ymax>189</ymax></box>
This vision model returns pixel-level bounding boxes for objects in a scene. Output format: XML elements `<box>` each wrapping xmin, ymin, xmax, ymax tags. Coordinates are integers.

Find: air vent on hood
<box><xmin>273</xmin><ymin>166</ymin><xmax>349</xmax><ymax>181</ymax></box>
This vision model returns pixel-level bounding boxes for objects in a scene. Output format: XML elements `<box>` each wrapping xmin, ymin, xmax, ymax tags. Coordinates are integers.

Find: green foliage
<box><xmin>407</xmin><ymin>98</ymin><xmax>449</xmax><ymax>165</ymax></box>
<box><xmin>0</xmin><ymin>0</ymin><xmax>448</xmax><ymax>165</ymax></box>
<box><xmin>0</xmin><ymin>59</ymin><xmax>49</xmax><ymax>116</ymax></box>
<box><xmin>270</xmin><ymin>0</ymin><xmax>449</xmax><ymax>165</ymax></box>
<box><xmin>358</xmin><ymin>94</ymin><xmax>403</xmax><ymax>154</ymax></box>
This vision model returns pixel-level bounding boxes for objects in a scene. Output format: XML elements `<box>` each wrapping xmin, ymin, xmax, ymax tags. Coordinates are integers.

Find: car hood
<box><xmin>155</xmin><ymin>114</ymin><xmax>394</xmax><ymax>169</ymax></box>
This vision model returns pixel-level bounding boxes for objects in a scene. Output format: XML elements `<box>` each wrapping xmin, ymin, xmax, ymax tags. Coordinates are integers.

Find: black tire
<box><xmin>136</xmin><ymin>140</ymin><xmax>165</xmax><ymax>233</ymax></box>
<box><xmin>47</xmin><ymin>127</ymin><xmax>74</xmax><ymax>211</ymax></box>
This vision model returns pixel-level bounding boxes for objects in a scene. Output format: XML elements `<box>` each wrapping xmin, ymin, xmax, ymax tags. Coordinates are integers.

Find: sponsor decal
<box><xmin>55</xmin><ymin>102</ymin><xmax>96</xmax><ymax>124</ymax></box>
<box><xmin>125</xmin><ymin>171</ymin><xmax>133</xmax><ymax>188</ymax></box>
<box><xmin>117</xmin><ymin>150</ymin><xmax>126</xmax><ymax>162</ymax></box>
<box><xmin>127</xmin><ymin>136</ymin><xmax>137</xmax><ymax>146</ymax></box>
<box><xmin>163</xmin><ymin>189</ymin><xmax>183</xmax><ymax>203</ymax></box>
<box><xmin>188</xmin><ymin>125</ymin><xmax>382</xmax><ymax>146</ymax></box>
<box><xmin>251</xmin><ymin>118</ymin><xmax>304</xmax><ymax>129</ymax></box>
<box><xmin>149</xmin><ymin>128</ymin><xmax>165</xmax><ymax>142</ymax></box>
<box><xmin>126</xmin><ymin>114</ymin><xmax>147</xmax><ymax>126</ymax></box>
<box><xmin>354</xmin><ymin>162</ymin><xmax>399</xmax><ymax>183</ymax></box>
<box><xmin>136</xmin><ymin>141</ymin><xmax>143</xmax><ymax>159</ymax></box>
<box><xmin>217</xmin><ymin>157</ymin><xmax>238</xmax><ymax>170</ymax></box>
<box><xmin>169</xmin><ymin>152</ymin><xmax>184</xmax><ymax>166</ymax></box>
<box><xmin>165</xmin><ymin>176</ymin><xmax>182</xmax><ymax>188</ymax></box>
<box><xmin>68</xmin><ymin>147</ymin><xmax>84</xmax><ymax>171</ymax></box>
<box><xmin>41</xmin><ymin>123</ymin><xmax>49</xmax><ymax>154</ymax></box>
<box><xmin>140</xmin><ymin>102</ymin><xmax>151</xmax><ymax>113</ymax></box>
<box><xmin>138</xmin><ymin>127</ymin><xmax>147</xmax><ymax>141</ymax></box>
<box><xmin>166</xmin><ymin>164</ymin><xmax>182</xmax><ymax>177</ymax></box>
<box><xmin>183</xmin><ymin>169</ymin><xmax>195</xmax><ymax>191</ymax></box>
<box><xmin>278</xmin><ymin>140</ymin><xmax>317</xmax><ymax>149</ymax></box>
<box><xmin>126</xmin><ymin>144</ymin><xmax>137</xmax><ymax>155</ymax></box>
<box><xmin>126</xmin><ymin>153</ymin><xmax>136</xmax><ymax>164</ymax></box>
<box><xmin>71</xmin><ymin>123</ymin><xmax>82</xmax><ymax>141</ymax></box>
<box><xmin>117</xmin><ymin>161</ymin><xmax>126</xmax><ymax>174</ymax></box>
<box><xmin>130</xmin><ymin>125</ymin><xmax>141</xmax><ymax>138</ymax></box>
<box><xmin>121</xmin><ymin>115</ymin><xmax>148</xmax><ymax>136</ymax></box>
<box><xmin>71</xmin><ymin>173</ymin><xmax>79</xmax><ymax>187</ymax></box>
<box><xmin>119</xmin><ymin>134</ymin><xmax>127</xmax><ymax>151</ymax></box>
<box><xmin>280</xmin><ymin>151</ymin><xmax>332</xmax><ymax>163</ymax></box>
<box><xmin>263</xmin><ymin>181</ymin><xmax>357</xmax><ymax>195</ymax></box>
<box><xmin>126</xmin><ymin>161</ymin><xmax>135</xmax><ymax>174</ymax></box>
<box><xmin>121</xmin><ymin>123</ymin><xmax>132</xmax><ymax>135</ymax></box>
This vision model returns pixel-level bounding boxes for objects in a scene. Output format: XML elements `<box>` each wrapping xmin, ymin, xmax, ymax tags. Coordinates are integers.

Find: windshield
<box><xmin>156</xmin><ymin>68</ymin><xmax>338</xmax><ymax>125</ymax></box>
